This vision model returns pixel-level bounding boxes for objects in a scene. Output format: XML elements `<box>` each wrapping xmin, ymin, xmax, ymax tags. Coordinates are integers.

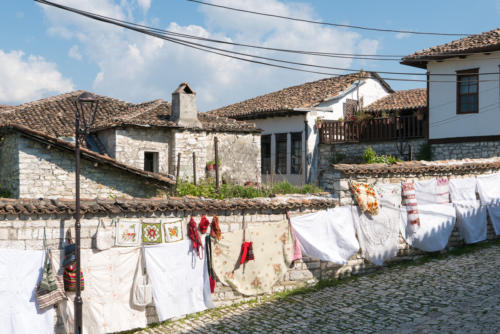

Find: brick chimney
<box><xmin>171</xmin><ymin>82</ymin><xmax>202</xmax><ymax>128</ymax></box>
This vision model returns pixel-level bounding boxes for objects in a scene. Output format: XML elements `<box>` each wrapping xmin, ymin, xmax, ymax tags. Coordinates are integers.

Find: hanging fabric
<box><xmin>95</xmin><ymin>219</ymin><xmax>114</xmax><ymax>251</ymax></box>
<box><xmin>239</xmin><ymin>214</ymin><xmax>254</xmax><ymax>265</ymax></box>
<box><xmin>476</xmin><ymin>173</ymin><xmax>500</xmax><ymax>235</ymax></box>
<box><xmin>349</xmin><ymin>180</ymin><xmax>379</xmax><ymax>215</ymax></box>
<box><xmin>352</xmin><ymin>205</ymin><xmax>400</xmax><ymax>266</ymax></box>
<box><xmin>115</xmin><ymin>219</ymin><xmax>141</xmax><ymax>247</ymax></box>
<box><xmin>449</xmin><ymin>178</ymin><xmax>487</xmax><ymax>244</ymax></box>
<box><xmin>199</xmin><ymin>214</ymin><xmax>210</xmax><ymax>234</ymax></box>
<box><xmin>210</xmin><ymin>214</ymin><xmax>222</xmax><ymax>241</ymax></box>
<box><xmin>375</xmin><ymin>183</ymin><xmax>402</xmax><ymax>209</ymax></box>
<box><xmin>415</xmin><ymin>178</ymin><xmax>450</xmax><ymax>205</ymax></box>
<box><xmin>144</xmin><ymin>241</ymin><xmax>214</xmax><ymax>322</ymax></box>
<box><xmin>400</xmin><ymin>204</ymin><xmax>456</xmax><ymax>252</ymax></box>
<box><xmin>291</xmin><ymin>207</ymin><xmax>359</xmax><ymax>264</ymax></box>
<box><xmin>212</xmin><ymin>221</ymin><xmax>294</xmax><ymax>296</ymax></box>
<box><xmin>0</xmin><ymin>249</ymin><xmax>55</xmax><ymax>334</ymax></box>
<box><xmin>163</xmin><ymin>218</ymin><xmax>184</xmax><ymax>243</ymax></box>
<box><xmin>58</xmin><ymin>247</ymin><xmax>148</xmax><ymax>334</ymax></box>
<box><xmin>205</xmin><ymin>235</ymin><xmax>216</xmax><ymax>293</ymax></box>
<box><xmin>131</xmin><ymin>247</ymin><xmax>153</xmax><ymax>307</ymax></box>
<box><xmin>486</xmin><ymin>205</ymin><xmax>500</xmax><ymax>235</ymax></box>
<box><xmin>402</xmin><ymin>181</ymin><xmax>420</xmax><ymax>230</ymax></box>
<box><xmin>188</xmin><ymin>217</ymin><xmax>204</xmax><ymax>259</ymax></box>
<box><xmin>142</xmin><ymin>222</ymin><xmax>163</xmax><ymax>244</ymax></box>
<box><xmin>63</xmin><ymin>229</ymin><xmax>84</xmax><ymax>292</ymax></box>
<box><xmin>285</xmin><ymin>209</ymin><xmax>302</xmax><ymax>263</ymax></box>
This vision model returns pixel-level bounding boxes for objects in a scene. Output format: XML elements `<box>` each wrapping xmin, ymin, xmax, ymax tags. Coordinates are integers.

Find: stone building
<box><xmin>0</xmin><ymin>83</ymin><xmax>261</xmax><ymax>199</ymax></box>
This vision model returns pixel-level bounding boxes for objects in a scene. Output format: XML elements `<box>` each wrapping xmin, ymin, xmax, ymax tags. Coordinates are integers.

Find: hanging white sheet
<box><xmin>448</xmin><ymin>177</ymin><xmax>478</xmax><ymax>203</ymax></box>
<box><xmin>0</xmin><ymin>249</ymin><xmax>54</xmax><ymax>334</ymax></box>
<box><xmin>291</xmin><ymin>207</ymin><xmax>359</xmax><ymax>265</ymax></box>
<box><xmin>144</xmin><ymin>240</ymin><xmax>214</xmax><ymax>322</ymax></box>
<box><xmin>415</xmin><ymin>178</ymin><xmax>449</xmax><ymax>205</ymax></box>
<box><xmin>477</xmin><ymin>173</ymin><xmax>500</xmax><ymax>206</ymax></box>
<box><xmin>400</xmin><ymin>204</ymin><xmax>456</xmax><ymax>252</ymax></box>
<box><xmin>375</xmin><ymin>183</ymin><xmax>402</xmax><ymax>209</ymax></box>
<box><xmin>58</xmin><ymin>247</ymin><xmax>148</xmax><ymax>334</ymax></box>
<box><xmin>455</xmin><ymin>202</ymin><xmax>488</xmax><ymax>244</ymax></box>
<box><xmin>486</xmin><ymin>205</ymin><xmax>500</xmax><ymax>235</ymax></box>
<box><xmin>352</xmin><ymin>206</ymin><xmax>400</xmax><ymax>266</ymax></box>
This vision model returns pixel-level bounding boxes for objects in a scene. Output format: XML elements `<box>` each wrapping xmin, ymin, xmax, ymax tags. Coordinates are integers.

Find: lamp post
<box><xmin>73</xmin><ymin>92</ymin><xmax>99</xmax><ymax>334</ymax></box>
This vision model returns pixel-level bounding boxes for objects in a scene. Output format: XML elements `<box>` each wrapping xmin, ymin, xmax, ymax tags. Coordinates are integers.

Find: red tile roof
<box><xmin>365</xmin><ymin>89</ymin><xmax>427</xmax><ymax>113</ymax></box>
<box><xmin>209</xmin><ymin>72</ymin><xmax>393</xmax><ymax>120</ymax></box>
<box><xmin>402</xmin><ymin>27</ymin><xmax>500</xmax><ymax>68</ymax></box>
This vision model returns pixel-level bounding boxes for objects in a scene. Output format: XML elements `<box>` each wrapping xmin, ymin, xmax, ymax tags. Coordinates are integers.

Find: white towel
<box><xmin>352</xmin><ymin>206</ymin><xmax>400</xmax><ymax>266</ymax></box>
<box><xmin>144</xmin><ymin>240</ymin><xmax>214</xmax><ymax>322</ymax></box>
<box><xmin>58</xmin><ymin>247</ymin><xmax>148</xmax><ymax>334</ymax></box>
<box><xmin>486</xmin><ymin>205</ymin><xmax>500</xmax><ymax>235</ymax></box>
<box><xmin>477</xmin><ymin>173</ymin><xmax>500</xmax><ymax>206</ymax></box>
<box><xmin>415</xmin><ymin>178</ymin><xmax>450</xmax><ymax>205</ymax></box>
<box><xmin>0</xmin><ymin>249</ymin><xmax>54</xmax><ymax>334</ymax></box>
<box><xmin>400</xmin><ymin>204</ymin><xmax>456</xmax><ymax>252</ymax></box>
<box><xmin>291</xmin><ymin>207</ymin><xmax>359</xmax><ymax>265</ymax></box>
<box><xmin>454</xmin><ymin>202</ymin><xmax>488</xmax><ymax>243</ymax></box>
<box><xmin>449</xmin><ymin>178</ymin><xmax>477</xmax><ymax>204</ymax></box>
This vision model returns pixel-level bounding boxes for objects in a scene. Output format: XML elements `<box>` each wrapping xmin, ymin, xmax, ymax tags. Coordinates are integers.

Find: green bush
<box><xmin>362</xmin><ymin>146</ymin><xmax>401</xmax><ymax>165</ymax></box>
<box><xmin>416</xmin><ymin>143</ymin><xmax>432</xmax><ymax>161</ymax></box>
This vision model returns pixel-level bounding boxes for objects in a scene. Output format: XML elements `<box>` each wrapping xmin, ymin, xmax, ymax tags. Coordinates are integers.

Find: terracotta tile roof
<box><xmin>0</xmin><ymin>104</ymin><xmax>10</xmax><ymax>111</ymax></box>
<box><xmin>0</xmin><ymin>91</ymin><xmax>258</xmax><ymax>137</ymax></box>
<box><xmin>1</xmin><ymin>123</ymin><xmax>175</xmax><ymax>187</ymax></box>
<box><xmin>209</xmin><ymin>72</ymin><xmax>393</xmax><ymax>120</ymax></box>
<box><xmin>365</xmin><ymin>89</ymin><xmax>427</xmax><ymax>113</ymax></box>
<box><xmin>332</xmin><ymin>157</ymin><xmax>500</xmax><ymax>176</ymax></box>
<box><xmin>0</xmin><ymin>195</ymin><xmax>336</xmax><ymax>216</ymax></box>
<box><xmin>402</xmin><ymin>27</ymin><xmax>500</xmax><ymax>67</ymax></box>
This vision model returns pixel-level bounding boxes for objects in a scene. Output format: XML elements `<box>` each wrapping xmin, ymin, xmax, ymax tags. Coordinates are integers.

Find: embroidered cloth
<box><xmin>352</xmin><ymin>206</ymin><xmax>400</xmax><ymax>266</ymax></box>
<box><xmin>415</xmin><ymin>178</ymin><xmax>450</xmax><ymax>205</ymax></box>
<box><xmin>144</xmin><ymin>241</ymin><xmax>214</xmax><ymax>321</ymax></box>
<box><xmin>402</xmin><ymin>182</ymin><xmax>420</xmax><ymax>228</ymax></box>
<box><xmin>212</xmin><ymin>221</ymin><xmax>294</xmax><ymax>296</ymax></box>
<box><xmin>142</xmin><ymin>222</ymin><xmax>163</xmax><ymax>244</ymax></box>
<box><xmin>349</xmin><ymin>181</ymin><xmax>379</xmax><ymax>215</ymax></box>
<box><xmin>57</xmin><ymin>247</ymin><xmax>147</xmax><ymax>334</ymax></box>
<box><xmin>0</xmin><ymin>249</ymin><xmax>54</xmax><ymax>334</ymax></box>
<box><xmin>163</xmin><ymin>219</ymin><xmax>184</xmax><ymax>243</ymax></box>
<box><xmin>400</xmin><ymin>204</ymin><xmax>456</xmax><ymax>252</ymax></box>
<box><xmin>115</xmin><ymin>220</ymin><xmax>141</xmax><ymax>246</ymax></box>
<box><xmin>291</xmin><ymin>207</ymin><xmax>359</xmax><ymax>264</ymax></box>
<box><xmin>375</xmin><ymin>183</ymin><xmax>402</xmax><ymax>209</ymax></box>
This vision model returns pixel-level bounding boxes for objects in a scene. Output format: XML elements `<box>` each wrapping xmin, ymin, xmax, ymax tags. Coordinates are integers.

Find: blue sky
<box><xmin>1</xmin><ymin>0</ymin><xmax>500</xmax><ymax>111</ymax></box>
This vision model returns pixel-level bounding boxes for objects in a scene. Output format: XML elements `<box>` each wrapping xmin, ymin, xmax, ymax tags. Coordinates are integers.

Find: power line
<box><xmin>35</xmin><ymin>0</ymin><xmax>500</xmax><ymax>83</ymax></box>
<box><xmin>187</xmin><ymin>0</ymin><xmax>471</xmax><ymax>37</ymax></box>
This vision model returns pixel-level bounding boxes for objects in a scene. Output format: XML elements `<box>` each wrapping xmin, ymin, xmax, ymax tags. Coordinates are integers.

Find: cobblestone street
<box><xmin>136</xmin><ymin>243</ymin><xmax>500</xmax><ymax>334</ymax></box>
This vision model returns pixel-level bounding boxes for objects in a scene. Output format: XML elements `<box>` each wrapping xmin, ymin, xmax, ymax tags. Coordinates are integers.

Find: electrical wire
<box><xmin>187</xmin><ymin>0</ymin><xmax>471</xmax><ymax>37</ymax></box>
<box><xmin>35</xmin><ymin>0</ymin><xmax>500</xmax><ymax>82</ymax></box>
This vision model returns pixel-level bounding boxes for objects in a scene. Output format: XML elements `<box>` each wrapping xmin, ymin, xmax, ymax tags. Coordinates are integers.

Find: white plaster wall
<box><xmin>428</xmin><ymin>52</ymin><xmax>500</xmax><ymax>139</ymax></box>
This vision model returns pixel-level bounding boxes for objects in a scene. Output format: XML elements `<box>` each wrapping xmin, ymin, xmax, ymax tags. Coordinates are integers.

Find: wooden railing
<box><xmin>319</xmin><ymin>116</ymin><xmax>426</xmax><ymax>144</ymax></box>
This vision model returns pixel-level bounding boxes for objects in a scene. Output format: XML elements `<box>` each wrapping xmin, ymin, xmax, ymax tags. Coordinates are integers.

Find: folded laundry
<box><xmin>400</xmin><ymin>204</ymin><xmax>456</xmax><ymax>252</ymax></box>
<box><xmin>0</xmin><ymin>249</ymin><xmax>54</xmax><ymax>334</ymax></box>
<box><xmin>291</xmin><ymin>207</ymin><xmax>359</xmax><ymax>265</ymax></box>
<box><xmin>144</xmin><ymin>240</ymin><xmax>214</xmax><ymax>321</ymax></box>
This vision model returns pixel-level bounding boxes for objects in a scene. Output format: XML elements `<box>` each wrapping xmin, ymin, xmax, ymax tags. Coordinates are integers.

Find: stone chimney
<box><xmin>171</xmin><ymin>82</ymin><xmax>202</xmax><ymax>128</ymax></box>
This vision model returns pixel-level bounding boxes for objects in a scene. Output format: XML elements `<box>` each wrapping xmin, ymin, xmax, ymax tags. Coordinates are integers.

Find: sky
<box><xmin>1</xmin><ymin>0</ymin><xmax>500</xmax><ymax>111</ymax></box>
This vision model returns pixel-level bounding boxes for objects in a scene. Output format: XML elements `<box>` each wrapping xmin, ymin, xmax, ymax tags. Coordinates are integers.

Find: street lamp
<box><xmin>73</xmin><ymin>92</ymin><xmax>98</xmax><ymax>334</ymax></box>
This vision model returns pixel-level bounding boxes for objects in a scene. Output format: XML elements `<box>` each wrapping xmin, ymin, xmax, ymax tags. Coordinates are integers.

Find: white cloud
<box><xmin>137</xmin><ymin>0</ymin><xmax>151</xmax><ymax>13</ymax></box>
<box><xmin>68</xmin><ymin>45</ymin><xmax>82</xmax><ymax>60</ymax></box>
<box><xmin>41</xmin><ymin>0</ymin><xmax>380</xmax><ymax>111</ymax></box>
<box><xmin>395</xmin><ymin>32</ymin><xmax>411</xmax><ymax>40</ymax></box>
<box><xmin>0</xmin><ymin>50</ymin><xmax>74</xmax><ymax>104</ymax></box>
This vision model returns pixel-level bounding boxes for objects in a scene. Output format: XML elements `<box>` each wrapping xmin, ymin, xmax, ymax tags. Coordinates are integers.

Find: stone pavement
<box><xmin>135</xmin><ymin>243</ymin><xmax>500</xmax><ymax>334</ymax></box>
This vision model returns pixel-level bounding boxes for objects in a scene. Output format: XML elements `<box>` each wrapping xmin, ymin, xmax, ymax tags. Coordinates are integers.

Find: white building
<box><xmin>210</xmin><ymin>72</ymin><xmax>393</xmax><ymax>185</ymax></box>
<box><xmin>402</xmin><ymin>27</ymin><xmax>500</xmax><ymax>159</ymax></box>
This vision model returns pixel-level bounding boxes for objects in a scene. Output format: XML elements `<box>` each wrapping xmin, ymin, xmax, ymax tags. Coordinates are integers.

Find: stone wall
<box><xmin>0</xmin><ymin>133</ymin><xmax>19</xmax><ymax>197</ymax></box>
<box><xmin>16</xmin><ymin>135</ymin><xmax>159</xmax><ymax>199</ymax></box>
<box><xmin>432</xmin><ymin>140</ymin><xmax>500</xmax><ymax>160</ymax></box>
<box><xmin>172</xmin><ymin>129</ymin><xmax>207</xmax><ymax>183</ymax></box>
<box><xmin>205</xmin><ymin>132</ymin><xmax>261</xmax><ymax>184</ymax></box>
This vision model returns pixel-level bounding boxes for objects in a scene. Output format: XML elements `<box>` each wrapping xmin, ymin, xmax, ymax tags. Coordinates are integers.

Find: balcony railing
<box><xmin>319</xmin><ymin>116</ymin><xmax>426</xmax><ymax>144</ymax></box>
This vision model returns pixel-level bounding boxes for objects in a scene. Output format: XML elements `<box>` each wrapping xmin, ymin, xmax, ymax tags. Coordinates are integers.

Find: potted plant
<box><xmin>206</xmin><ymin>159</ymin><xmax>221</xmax><ymax>171</ymax></box>
<box><xmin>416</xmin><ymin>110</ymin><xmax>425</xmax><ymax>121</ymax></box>
<box><xmin>315</xmin><ymin>117</ymin><xmax>324</xmax><ymax>129</ymax></box>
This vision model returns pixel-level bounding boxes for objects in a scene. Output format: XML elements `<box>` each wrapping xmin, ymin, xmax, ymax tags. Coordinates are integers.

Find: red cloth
<box><xmin>239</xmin><ymin>241</ymin><xmax>254</xmax><ymax>264</ymax></box>
<box><xmin>199</xmin><ymin>215</ymin><xmax>210</xmax><ymax>234</ymax></box>
<box><xmin>188</xmin><ymin>218</ymin><xmax>203</xmax><ymax>259</ymax></box>
<box><xmin>210</xmin><ymin>215</ymin><xmax>222</xmax><ymax>241</ymax></box>
<box><xmin>209</xmin><ymin>276</ymin><xmax>216</xmax><ymax>293</ymax></box>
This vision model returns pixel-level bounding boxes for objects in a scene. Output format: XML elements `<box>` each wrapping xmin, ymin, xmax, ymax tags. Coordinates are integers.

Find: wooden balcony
<box><xmin>319</xmin><ymin>116</ymin><xmax>427</xmax><ymax>144</ymax></box>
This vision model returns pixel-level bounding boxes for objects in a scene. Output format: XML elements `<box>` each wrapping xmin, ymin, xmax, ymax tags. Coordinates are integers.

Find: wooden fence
<box><xmin>319</xmin><ymin>116</ymin><xmax>426</xmax><ymax>144</ymax></box>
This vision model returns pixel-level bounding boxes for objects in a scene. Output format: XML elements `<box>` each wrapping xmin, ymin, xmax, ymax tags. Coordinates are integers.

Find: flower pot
<box><xmin>206</xmin><ymin>164</ymin><xmax>215</xmax><ymax>171</ymax></box>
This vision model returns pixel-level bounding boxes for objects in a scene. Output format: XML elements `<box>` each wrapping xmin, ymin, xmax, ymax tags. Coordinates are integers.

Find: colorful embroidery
<box><xmin>142</xmin><ymin>222</ymin><xmax>162</xmax><ymax>244</ymax></box>
<box><xmin>350</xmin><ymin>181</ymin><xmax>380</xmax><ymax>215</ymax></box>
<box><xmin>115</xmin><ymin>221</ymin><xmax>141</xmax><ymax>246</ymax></box>
<box><xmin>402</xmin><ymin>182</ymin><xmax>420</xmax><ymax>227</ymax></box>
<box><xmin>163</xmin><ymin>219</ymin><xmax>184</xmax><ymax>243</ymax></box>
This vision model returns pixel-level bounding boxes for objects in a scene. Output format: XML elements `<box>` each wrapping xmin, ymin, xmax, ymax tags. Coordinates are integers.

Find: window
<box><xmin>343</xmin><ymin>99</ymin><xmax>358</xmax><ymax>119</ymax></box>
<box><xmin>261</xmin><ymin>135</ymin><xmax>271</xmax><ymax>174</ymax></box>
<box><xmin>457</xmin><ymin>69</ymin><xmax>479</xmax><ymax>114</ymax></box>
<box><xmin>275</xmin><ymin>133</ymin><xmax>287</xmax><ymax>175</ymax></box>
<box><xmin>144</xmin><ymin>152</ymin><xmax>159</xmax><ymax>173</ymax></box>
<box><xmin>290</xmin><ymin>132</ymin><xmax>302</xmax><ymax>174</ymax></box>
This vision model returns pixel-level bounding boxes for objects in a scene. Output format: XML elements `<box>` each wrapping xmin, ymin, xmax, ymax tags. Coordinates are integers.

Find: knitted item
<box><xmin>188</xmin><ymin>218</ymin><xmax>203</xmax><ymax>259</ymax></box>
<box><xmin>199</xmin><ymin>215</ymin><xmax>210</xmax><ymax>234</ymax></box>
<box><xmin>350</xmin><ymin>181</ymin><xmax>379</xmax><ymax>215</ymax></box>
<box><xmin>210</xmin><ymin>215</ymin><xmax>222</xmax><ymax>241</ymax></box>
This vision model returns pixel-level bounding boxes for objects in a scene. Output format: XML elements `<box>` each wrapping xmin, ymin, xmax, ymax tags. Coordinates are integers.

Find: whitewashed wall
<box><xmin>428</xmin><ymin>52</ymin><xmax>500</xmax><ymax>139</ymax></box>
